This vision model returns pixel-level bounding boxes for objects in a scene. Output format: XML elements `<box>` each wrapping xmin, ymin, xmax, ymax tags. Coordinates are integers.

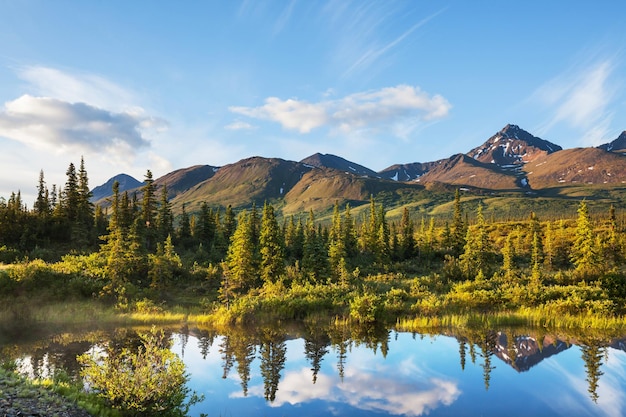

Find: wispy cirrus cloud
<box><xmin>533</xmin><ymin>59</ymin><xmax>619</xmax><ymax>145</ymax></box>
<box><xmin>17</xmin><ymin>66</ymin><xmax>136</xmax><ymax>112</ymax></box>
<box><xmin>343</xmin><ymin>8</ymin><xmax>447</xmax><ymax>78</ymax></box>
<box><xmin>224</xmin><ymin>120</ymin><xmax>257</xmax><ymax>131</ymax></box>
<box><xmin>229</xmin><ymin>84</ymin><xmax>451</xmax><ymax>136</ymax></box>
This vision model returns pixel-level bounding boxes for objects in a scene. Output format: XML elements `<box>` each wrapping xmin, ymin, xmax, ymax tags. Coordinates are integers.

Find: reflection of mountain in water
<box><xmin>610</xmin><ymin>338</ymin><xmax>626</xmax><ymax>352</ymax></box>
<box><xmin>493</xmin><ymin>332</ymin><xmax>571</xmax><ymax>372</ymax></box>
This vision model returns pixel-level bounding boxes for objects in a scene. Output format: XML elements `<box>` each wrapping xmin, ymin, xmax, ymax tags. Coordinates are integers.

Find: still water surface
<box><xmin>4</xmin><ymin>324</ymin><xmax>626</xmax><ymax>417</ymax></box>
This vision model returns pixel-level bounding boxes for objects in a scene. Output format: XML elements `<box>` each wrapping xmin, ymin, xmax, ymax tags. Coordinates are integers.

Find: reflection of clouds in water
<box><xmin>540</xmin><ymin>348</ymin><xmax>626</xmax><ymax>417</ymax></box>
<box><xmin>244</xmin><ymin>365</ymin><xmax>460</xmax><ymax>416</ymax></box>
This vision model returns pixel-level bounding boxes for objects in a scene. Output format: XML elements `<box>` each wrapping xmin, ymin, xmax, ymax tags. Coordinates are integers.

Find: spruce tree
<box><xmin>156</xmin><ymin>184</ymin><xmax>174</xmax><ymax>242</ymax></box>
<box><xmin>302</xmin><ymin>209</ymin><xmax>328</xmax><ymax>282</ymax></box>
<box><xmin>571</xmin><ymin>201</ymin><xmax>599</xmax><ymax>277</ymax></box>
<box><xmin>501</xmin><ymin>232</ymin><xmax>516</xmax><ymax>281</ymax></box>
<box><xmin>451</xmin><ymin>189</ymin><xmax>466</xmax><ymax>256</ymax></box>
<box><xmin>223</xmin><ymin>210</ymin><xmax>259</xmax><ymax>300</ymax></box>
<box><xmin>328</xmin><ymin>202</ymin><xmax>346</xmax><ymax>279</ymax></box>
<box><xmin>77</xmin><ymin>156</ymin><xmax>94</xmax><ymax>228</ymax></box>
<box><xmin>460</xmin><ymin>203</ymin><xmax>490</xmax><ymax>278</ymax></box>
<box><xmin>178</xmin><ymin>203</ymin><xmax>192</xmax><ymax>242</ymax></box>
<box><xmin>141</xmin><ymin>169</ymin><xmax>157</xmax><ymax>251</ymax></box>
<box><xmin>34</xmin><ymin>170</ymin><xmax>50</xmax><ymax>217</ymax></box>
<box><xmin>61</xmin><ymin>162</ymin><xmax>79</xmax><ymax>222</ymax></box>
<box><xmin>399</xmin><ymin>207</ymin><xmax>415</xmax><ymax>260</ymax></box>
<box><xmin>259</xmin><ymin>202</ymin><xmax>285</xmax><ymax>284</ymax></box>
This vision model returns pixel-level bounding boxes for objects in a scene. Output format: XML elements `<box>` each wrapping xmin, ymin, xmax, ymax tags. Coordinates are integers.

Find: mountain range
<box><xmin>92</xmin><ymin>124</ymin><xmax>626</xmax><ymax>218</ymax></box>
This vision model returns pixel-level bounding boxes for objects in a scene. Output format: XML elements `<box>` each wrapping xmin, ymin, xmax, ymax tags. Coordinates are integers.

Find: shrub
<box><xmin>350</xmin><ymin>292</ymin><xmax>382</xmax><ymax>323</ymax></box>
<box><xmin>78</xmin><ymin>327</ymin><xmax>200</xmax><ymax>417</ymax></box>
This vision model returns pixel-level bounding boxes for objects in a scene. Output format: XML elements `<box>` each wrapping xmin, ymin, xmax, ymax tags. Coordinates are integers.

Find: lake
<box><xmin>2</xmin><ymin>322</ymin><xmax>625</xmax><ymax>417</ymax></box>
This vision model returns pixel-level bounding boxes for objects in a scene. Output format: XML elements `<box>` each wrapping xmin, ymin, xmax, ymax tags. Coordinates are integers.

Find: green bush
<box><xmin>350</xmin><ymin>292</ymin><xmax>382</xmax><ymax>323</ymax></box>
<box><xmin>78</xmin><ymin>327</ymin><xmax>200</xmax><ymax>417</ymax></box>
<box><xmin>0</xmin><ymin>245</ymin><xmax>20</xmax><ymax>263</ymax></box>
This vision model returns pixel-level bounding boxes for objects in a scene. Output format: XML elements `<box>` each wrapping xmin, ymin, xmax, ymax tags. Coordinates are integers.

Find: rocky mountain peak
<box><xmin>468</xmin><ymin>124</ymin><xmax>561</xmax><ymax>166</ymax></box>
<box><xmin>598</xmin><ymin>130</ymin><xmax>626</xmax><ymax>152</ymax></box>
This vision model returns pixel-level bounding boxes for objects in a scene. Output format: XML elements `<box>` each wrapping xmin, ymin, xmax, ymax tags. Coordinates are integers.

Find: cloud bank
<box><xmin>0</xmin><ymin>95</ymin><xmax>154</xmax><ymax>158</ymax></box>
<box><xmin>229</xmin><ymin>84</ymin><xmax>451</xmax><ymax>136</ymax></box>
<box><xmin>0</xmin><ymin>66</ymin><xmax>169</xmax><ymax>166</ymax></box>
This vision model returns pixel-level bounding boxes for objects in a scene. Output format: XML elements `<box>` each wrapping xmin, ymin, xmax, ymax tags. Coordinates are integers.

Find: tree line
<box><xmin>1</xmin><ymin>160</ymin><xmax>625</xmax><ymax>314</ymax></box>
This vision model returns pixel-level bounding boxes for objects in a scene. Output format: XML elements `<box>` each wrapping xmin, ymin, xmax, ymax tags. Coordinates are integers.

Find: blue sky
<box><xmin>1</xmin><ymin>1</ymin><xmax>625</xmax><ymax>203</ymax></box>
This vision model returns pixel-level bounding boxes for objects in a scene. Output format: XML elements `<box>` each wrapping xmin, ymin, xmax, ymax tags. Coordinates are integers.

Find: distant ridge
<box><xmin>300</xmin><ymin>153</ymin><xmax>379</xmax><ymax>177</ymax></box>
<box><xmin>88</xmin><ymin>124</ymin><xmax>626</xmax><ymax>215</ymax></box>
<box><xmin>598</xmin><ymin>131</ymin><xmax>626</xmax><ymax>153</ymax></box>
<box><xmin>90</xmin><ymin>173</ymin><xmax>143</xmax><ymax>202</ymax></box>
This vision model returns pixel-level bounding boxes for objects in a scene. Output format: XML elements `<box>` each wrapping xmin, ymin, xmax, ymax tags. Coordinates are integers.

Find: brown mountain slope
<box><xmin>417</xmin><ymin>154</ymin><xmax>523</xmax><ymax>190</ymax></box>
<box><xmin>524</xmin><ymin>148</ymin><xmax>626</xmax><ymax>189</ymax></box>
<box><xmin>282</xmin><ymin>167</ymin><xmax>424</xmax><ymax>215</ymax></box>
<box><xmin>171</xmin><ymin>157</ymin><xmax>312</xmax><ymax>212</ymax></box>
<box><xmin>154</xmin><ymin>165</ymin><xmax>219</xmax><ymax>198</ymax></box>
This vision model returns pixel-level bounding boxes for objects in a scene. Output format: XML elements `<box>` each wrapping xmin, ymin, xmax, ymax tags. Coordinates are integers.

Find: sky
<box><xmin>1</xmin><ymin>1</ymin><xmax>625</xmax><ymax>204</ymax></box>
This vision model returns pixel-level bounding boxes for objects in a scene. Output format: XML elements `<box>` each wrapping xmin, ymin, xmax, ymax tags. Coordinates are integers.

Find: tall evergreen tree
<box><xmin>34</xmin><ymin>170</ymin><xmax>50</xmax><ymax>217</ymax></box>
<box><xmin>460</xmin><ymin>203</ymin><xmax>490</xmax><ymax>278</ymax></box>
<box><xmin>571</xmin><ymin>201</ymin><xmax>600</xmax><ymax>276</ymax></box>
<box><xmin>343</xmin><ymin>204</ymin><xmax>358</xmax><ymax>260</ymax></box>
<box><xmin>284</xmin><ymin>215</ymin><xmax>304</xmax><ymax>262</ymax></box>
<box><xmin>223</xmin><ymin>205</ymin><xmax>236</xmax><ymax>243</ymax></box>
<box><xmin>399</xmin><ymin>207</ymin><xmax>415</xmax><ymax>260</ymax></box>
<box><xmin>259</xmin><ymin>202</ymin><xmax>285</xmax><ymax>284</ymax></box>
<box><xmin>302</xmin><ymin>210</ymin><xmax>328</xmax><ymax>282</ymax></box>
<box><xmin>61</xmin><ymin>162</ymin><xmax>79</xmax><ymax>222</ymax></box>
<box><xmin>178</xmin><ymin>203</ymin><xmax>192</xmax><ymax>242</ymax></box>
<box><xmin>328</xmin><ymin>202</ymin><xmax>347</xmax><ymax>279</ymax></box>
<box><xmin>77</xmin><ymin>156</ymin><xmax>94</xmax><ymax>227</ymax></box>
<box><xmin>141</xmin><ymin>170</ymin><xmax>157</xmax><ymax>251</ymax></box>
<box><xmin>451</xmin><ymin>189</ymin><xmax>466</xmax><ymax>256</ymax></box>
<box><xmin>222</xmin><ymin>210</ymin><xmax>259</xmax><ymax>302</ymax></box>
<box><xmin>375</xmin><ymin>205</ymin><xmax>390</xmax><ymax>264</ymax></box>
<box><xmin>501</xmin><ymin>232</ymin><xmax>516</xmax><ymax>281</ymax></box>
<box><xmin>156</xmin><ymin>184</ymin><xmax>174</xmax><ymax>242</ymax></box>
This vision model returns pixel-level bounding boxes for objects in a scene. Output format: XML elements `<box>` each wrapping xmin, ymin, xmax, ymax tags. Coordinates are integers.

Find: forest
<box><xmin>1</xmin><ymin>158</ymin><xmax>626</xmax><ymax>329</ymax></box>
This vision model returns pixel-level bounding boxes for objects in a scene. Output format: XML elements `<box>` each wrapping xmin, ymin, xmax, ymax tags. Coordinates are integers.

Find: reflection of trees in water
<box><xmin>478</xmin><ymin>331</ymin><xmax>497</xmax><ymax>391</ymax></box>
<box><xmin>232</xmin><ymin>332</ymin><xmax>256</xmax><ymax>396</ymax></box>
<box><xmin>328</xmin><ymin>321</ymin><xmax>351</xmax><ymax>382</ymax></box>
<box><xmin>197</xmin><ymin>329</ymin><xmax>216</xmax><ymax>360</ymax></box>
<box><xmin>259</xmin><ymin>328</ymin><xmax>286</xmax><ymax>402</ymax></box>
<box><xmin>580</xmin><ymin>341</ymin><xmax>606</xmax><ymax>403</ymax></box>
<box><xmin>2</xmin><ymin>323</ymin><xmax>623</xmax><ymax>406</ymax></box>
<box><xmin>304</xmin><ymin>322</ymin><xmax>330</xmax><ymax>384</ymax></box>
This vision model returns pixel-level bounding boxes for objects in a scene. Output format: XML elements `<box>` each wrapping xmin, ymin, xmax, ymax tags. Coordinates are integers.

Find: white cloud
<box><xmin>0</xmin><ymin>95</ymin><xmax>154</xmax><ymax>161</ymax></box>
<box><xmin>229</xmin><ymin>85</ymin><xmax>451</xmax><ymax>136</ymax></box>
<box><xmin>244</xmin><ymin>365</ymin><xmax>460</xmax><ymax>416</ymax></box>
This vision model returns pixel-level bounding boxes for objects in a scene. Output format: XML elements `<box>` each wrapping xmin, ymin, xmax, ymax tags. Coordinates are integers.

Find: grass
<box><xmin>396</xmin><ymin>308</ymin><xmax>626</xmax><ymax>336</ymax></box>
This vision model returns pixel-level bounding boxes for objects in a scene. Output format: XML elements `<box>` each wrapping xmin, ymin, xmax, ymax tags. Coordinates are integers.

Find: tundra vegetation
<box><xmin>0</xmin><ymin>160</ymin><xmax>625</xmax><ymax>329</ymax></box>
<box><xmin>2</xmin><ymin>159</ymin><xmax>626</xmax><ymax>415</ymax></box>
